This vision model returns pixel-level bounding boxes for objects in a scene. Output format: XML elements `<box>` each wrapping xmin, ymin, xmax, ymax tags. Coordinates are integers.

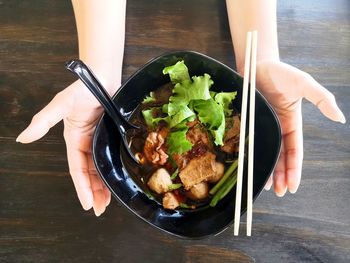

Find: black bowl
<box><xmin>92</xmin><ymin>51</ymin><xmax>281</xmax><ymax>238</ymax></box>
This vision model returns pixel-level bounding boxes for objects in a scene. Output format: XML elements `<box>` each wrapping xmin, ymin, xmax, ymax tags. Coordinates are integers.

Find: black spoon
<box><xmin>65</xmin><ymin>59</ymin><xmax>140</xmax><ymax>164</ymax></box>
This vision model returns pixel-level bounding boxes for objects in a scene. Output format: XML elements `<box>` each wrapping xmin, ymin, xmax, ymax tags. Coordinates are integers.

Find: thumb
<box><xmin>302</xmin><ymin>73</ymin><xmax>346</xmax><ymax>124</ymax></box>
<box><xmin>16</xmin><ymin>89</ymin><xmax>72</xmax><ymax>143</ymax></box>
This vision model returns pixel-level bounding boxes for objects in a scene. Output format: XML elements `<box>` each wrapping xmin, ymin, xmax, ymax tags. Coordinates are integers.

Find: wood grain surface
<box><xmin>0</xmin><ymin>0</ymin><xmax>349</xmax><ymax>262</ymax></box>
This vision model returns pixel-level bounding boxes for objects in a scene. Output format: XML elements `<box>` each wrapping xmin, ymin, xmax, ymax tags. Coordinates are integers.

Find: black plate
<box><xmin>92</xmin><ymin>51</ymin><xmax>281</xmax><ymax>238</ymax></box>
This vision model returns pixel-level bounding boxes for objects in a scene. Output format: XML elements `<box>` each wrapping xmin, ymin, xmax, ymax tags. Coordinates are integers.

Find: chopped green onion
<box><xmin>170</xmin><ymin>168</ymin><xmax>179</xmax><ymax>180</ymax></box>
<box><xmin>168</xmin><ymin>183</ymin><xmax>182</xmax><ymax>191</ymax></box>
<box><xmin>210</xmin><ymin>171</ymin><xmax>237</xmax><ymax>207</ymax></box>
<box><xmin>209</xmin><ymin>159</ymin><xmax>238</xmax><ymax>195</ymax></box>
<box><xmin>179</xmin><ymin>203</ymin><xmax>195</xmax><ymax>209</ymax></box>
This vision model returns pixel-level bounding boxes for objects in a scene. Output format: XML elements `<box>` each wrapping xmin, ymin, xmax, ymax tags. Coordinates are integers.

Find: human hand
<box><xmin>17</xmin><ymin>80</ymin><xmax>112</xmax><ymax>216</ymax></box>
<box><xmin>255</xmin><ymin>60</ymin><xmax>346</xmax><ymax>196</ymax></box>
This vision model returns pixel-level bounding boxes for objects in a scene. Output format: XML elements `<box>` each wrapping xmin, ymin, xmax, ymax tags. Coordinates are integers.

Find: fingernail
<box><xmin>94</xmin><ymin>208</ymin><xmax>105</xmax><ymax>217</ymax></box>
<box><xmin>264</xmin><ymin>184</ymin><xmax>271</xmax><ymax>191</ymax></box>
<box><xmin>82</xmin><ymin>203</ymin><xmax>92</xmax><ymax>211</ymax></box>
<box><xmin>16</xmin><ymin>132</ymin><xmax>25</xmax><ymax>143</ymax></box>
<box><xmin>336</xmin><ymin>108</ymin><xmax>346</xmax><ymax>124</ymax></box>
<box><xmin>289</xmin><ymin>188</ymin><xmax>297</xmax><ymax>194</ymax></box>
<box><xmin>95</xmin><ymin>211</ymin><xmax>101</xmax><ymax>217</ymax></box>
<box><xmin>81</xmin><ymin>198</ymin><xmax>93</xmax><ymax>211</ymax></box>
<box><xmin>275</xmin><ymin>187</ymin><xmax>287</xmax><ymax>197</ymax></box>
<box><xmin>106</xmin><ymin>196</ymin><xmax>111</xmax><ymax>207</ymax></box>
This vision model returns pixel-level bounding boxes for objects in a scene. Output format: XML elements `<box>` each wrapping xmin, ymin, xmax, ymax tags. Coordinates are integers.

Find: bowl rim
<box><xmin>92</xmin><ymin>50</ymin><xmax>282</xmax><ymax>238</ymax></box>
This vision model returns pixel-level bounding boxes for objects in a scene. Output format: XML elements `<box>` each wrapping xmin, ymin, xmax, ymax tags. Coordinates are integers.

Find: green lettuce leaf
<box><xmin>142</xmin><ymin>105</ymin><xmax>195</xmax><ymax>130</ymax></box>
<box><xmin>167</xmin><ymin>127</ymin><xmax>192</xmax><ymax>155</ymax></box>
<box><xmin>168</xmin><ymin>105</ymin><xmax>195</xmax><ymax>128</ymax></box>
<box><xmin>168</xmin><ymin>73</ymin><xmax>213</xmax><ymax>116</ymax></box>
<box><xmin>161</xmin><ymin>103</ymin><xmax>168</xmax><ymax>114</ymax></box>
<box><xmin>144</xmin><ymin>61</ymin><xmax>237</xmax><ymax>153</ymax></box>
<box><xmin>142</xmin><ymin>108</ymin><xmax>169</xmax><ymax>129</ymax></box>
<box><xmin>142</xmin><ymin>91</ymin><xmax>156</xmax><ymax>103</ymax></box>
<box><xmin>163</xmin><ymin>60</ymin><xmax>190</xmax><ymax>84</ymax></box>
<box><xmin>214</xmin><ymin>92</ymin><xmax>237</xmax><ymax>116</ymax></box>
<box><xmin>193</xmin><ymin>99</ymin><xmax>225</xmax><ymax>145</ymax></box>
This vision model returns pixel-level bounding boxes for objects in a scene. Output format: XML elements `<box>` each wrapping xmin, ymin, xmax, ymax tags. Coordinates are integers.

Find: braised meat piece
<box><xmin>172</xmin><ymin>143</ymin><xmax>207</xmax><ymax>170</ymax></box>
<box><xmin>143</xmin><ymin>128</ymin><xmax>169</xmax><ymax>165</ymax></box>
<box><xmin>221</xmin><ymin>115</ymin><xmax>240</xmax><ymax>153</ymax></box>
<box><xmin>179</xmin><ymin>151</ymin><xmax>218</xmax><ymax>190</ymax></box>
<box><xmin>186</xmin><ymin>120</ymin><xmax>211</xmax><ymax>147</ymax></box>
<box><xmin>173</xmin><ymin>120</ymin><xmax>212</xmax><ymax>169</ymax></box>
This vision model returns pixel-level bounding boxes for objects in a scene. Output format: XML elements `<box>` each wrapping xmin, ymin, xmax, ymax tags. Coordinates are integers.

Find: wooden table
<box><xmin>1</xmin><ymin>0</ymin><xmax>349</xmax><ymax>262</ymax></box>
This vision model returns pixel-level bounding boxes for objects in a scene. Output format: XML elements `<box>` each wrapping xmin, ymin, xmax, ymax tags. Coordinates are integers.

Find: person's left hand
<box><xmin>17</xmin><ymin>80</ymin><xmax>112</xmax><ymax>216</ymax></box>
<box><xmin>255</xmin><ymin>60</ymin><xmax>346</xmax><ymax>196</ymax></box>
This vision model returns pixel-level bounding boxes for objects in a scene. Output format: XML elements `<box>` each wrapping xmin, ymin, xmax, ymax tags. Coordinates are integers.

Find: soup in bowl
<box><xmin>92</xmin><ymin>51</ymin><xmax>281</xmax><ymax>238</ymax></box>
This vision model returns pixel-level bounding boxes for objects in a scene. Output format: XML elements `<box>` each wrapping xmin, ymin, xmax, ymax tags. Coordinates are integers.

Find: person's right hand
<box><xmin>255</xmin><ymin>60</ymin><xmax>346</xmax><ymax>196</ymax></box>
<box><xmin>17</xmin><ymin>80</ymin><xmax>112</xmax><ymax>216</ymax></box>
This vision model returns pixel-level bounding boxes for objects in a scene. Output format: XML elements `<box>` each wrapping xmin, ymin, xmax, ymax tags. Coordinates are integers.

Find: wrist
<box><xmin>83</xmin><ymin>61</ymin><xmax>122</xmax><ymax>96</ymax></box>
<box><xmin>236</xmin><ymin>49</ymin><xmax>280</xmax><ymax>75</ymax></box>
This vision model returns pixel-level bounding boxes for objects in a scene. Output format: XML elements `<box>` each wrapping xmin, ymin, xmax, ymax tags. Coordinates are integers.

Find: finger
<box><xmin>103</xmin><ymin>185</ymin><xmax>112</xmax><ymax>207</ymax></box>
<box><xmin>17</xmin><ymin>90</ymin><xmax>72</xmax><ymax>143</ymax></box>
<box><xmin>88</xmin><ymin>156</ymin><xmax>107</xmax><ymax>216</ymax></box>
<box><xmin>273</xmin><ymin>144</ymin><xmax>287</xmax><ymax>197</ymax></box>
<box><xmin>284</xmin><ymin>125</ymin><xmax>303</xmax><ymax>194</ymax></box>
<box><xmin>67</xmin><ymin>149</ymin><xmax>94</xmax><ymax>211</ymax></box>
<box><xmin>264</xmin><ymin>175</ymin><xmax>273</xmax><ymax>191</ymax></box>
<box><xmin>302</xmin><ymin>74</ymin><xmax>346</xmax><ymax>124</ymax></box>
<box><xmin>89</xmin><ymin>170</ymin><xmax>106</xmax><ymax>216</ymax></box>
<box><xmin>65</xmin><ymin>132</ymin><xmax>94</xmax><ymax>210</ymax></box>
<box><xmin>264</xmin><ymin>176</ymin><xmax>273</xmax><ymax>191</ymax></box>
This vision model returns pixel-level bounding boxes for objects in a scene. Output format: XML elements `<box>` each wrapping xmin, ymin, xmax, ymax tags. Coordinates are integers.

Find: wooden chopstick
<box><xmin>247</xmin><ymin>30</ymin><xmax>257</xmax><ymax>236</ymax></box>
<box><xmin>233</xmin><ymin>31</ymin><xmax>257</xmax><ymax>236</ymax></box>
<box><xmin>234</xmin><ymin>31</ymin><xmax>252</xmax><ymax>236</ymax></box>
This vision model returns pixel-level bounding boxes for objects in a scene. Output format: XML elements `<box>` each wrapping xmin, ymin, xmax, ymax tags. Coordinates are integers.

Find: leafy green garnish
<box><xmin>167</xmin><ymin>127</ymin><xmax>192</xmax><ymax>155</ymax></box>
<box><xmin>142</xmin><ymin>108</ymin><xmax>169</xmax><ymax>129</ymax></box>
<box><xmin>168</xmin><ymin>105</ymin><xmax>195</xmax><ymax>128</ymax></box>
<box><xmin>143</xmin><ymin>60</ymin><xmax>237</xmax><ymax>153</ymax></box>
<box><xmin>163</xmin><ymin>60</ymin><xmax>190</xmax><ymax>84</ymax></box>
<box><xmin>162</xmin><ymin>103</ymin><xmax>169</xmax><ymax>114</ymax></box>
<box><xmin>192</xmin><ymin>99</ymin><xmax>226</xmax><ymax>145</ymax></box>
<box><xmin>168</xmin><ymin>74</ymin><xmax>213</xmax><ymax>116</ymax></box>
<box><xmin>214</xmin><ymin>92</ymin><xmax>237</xmax><ymax>116</ymax></box>
<box><xmin>142</xmin><ymin>91</ymin><xmax>156</xmax><ymax>103</ymax></box>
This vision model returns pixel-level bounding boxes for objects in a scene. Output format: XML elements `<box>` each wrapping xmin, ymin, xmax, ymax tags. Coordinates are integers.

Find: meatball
<box><xmin>147</xmin><ymin>168</ymin><xmax>172</xmax><ymax>194</ymax></box>
<box><xmin>207</xmin><ymin>162</ymin><xmax>225</xmax><ymax>183</ymax></box>
<box><xmin>187</xmin><ymin>182</ymin><xmax>209</xmax><ymax>200</ymax></box>
<box><xmin>163</xmin><ymin>192</ymin><xmax>180</xmax><ymax>210</ymax></box>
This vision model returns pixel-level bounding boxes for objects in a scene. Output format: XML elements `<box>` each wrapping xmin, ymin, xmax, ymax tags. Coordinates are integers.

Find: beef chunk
<box><xmin>173</xmin><ymin>120</ymin><xmax>212</xmax><ymax>170</ymax></box>
<box><xmin>186</xmin><ymin>121</ymin><xmax>211</xmax><ymax>147</ymax></box>
<box><xmin>179</xmin><ymin>151</ymin><xmax>218</xmax><ymax>190</ymax></box>
<box><xmin>221</xmin><ymin>115</ymin><xmax>240</xmax><ymax>153</ymax></box>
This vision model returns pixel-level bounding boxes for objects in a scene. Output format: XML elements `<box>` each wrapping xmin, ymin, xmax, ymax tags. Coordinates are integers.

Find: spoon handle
<box><xmin>65</xmin><ymin>59</ymin><xmax>140</xmax><ymax>164</ymax></box>
<box><xmin>65</xmin><ymin>59</ymin><xmax>138</xmax><ymax>130</ymax></box>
